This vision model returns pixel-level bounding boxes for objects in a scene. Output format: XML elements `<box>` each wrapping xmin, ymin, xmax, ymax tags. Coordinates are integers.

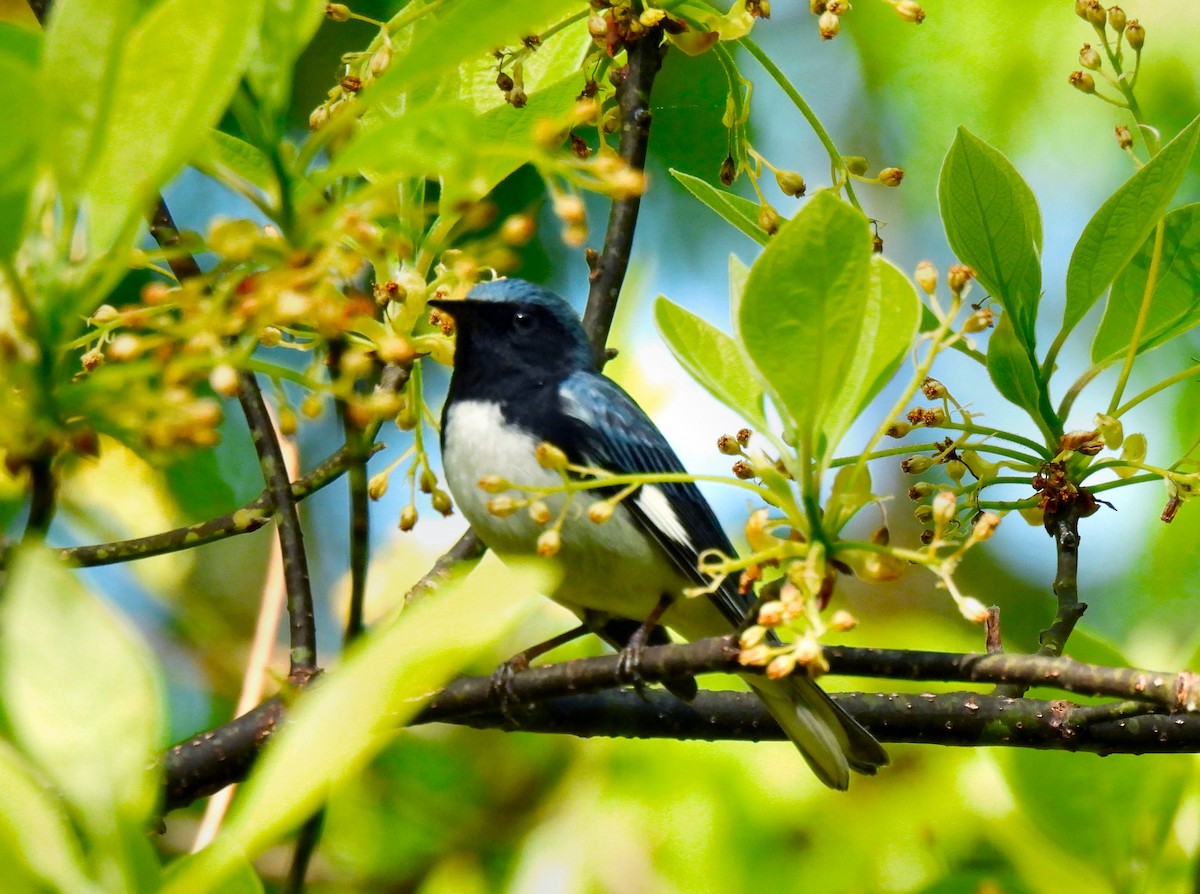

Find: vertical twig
<box><xmin>1038</xmin><ymin>504</ymin><xmax>1086</xmax><ymax>657</ymax></box>
<box><xmin>21</xmin><ymin>457</ymin><xmax>57</xmax><ymax>541</ymax></box>
<box><xmin>581</xmin><ymin>26</ymin><xmax>664</xmax><ymax>364</ymax></box>
<box><xmin>285</xmin><ymin>812</ymin><xmax>326</xmax><ymax>894</ymax></box>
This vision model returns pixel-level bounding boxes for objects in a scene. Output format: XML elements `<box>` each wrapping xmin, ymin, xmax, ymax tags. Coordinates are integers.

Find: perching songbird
<box><xmin>429</xmin><ymin>278</ymin><xmax>887</xmax><ymax>789</ymax></box>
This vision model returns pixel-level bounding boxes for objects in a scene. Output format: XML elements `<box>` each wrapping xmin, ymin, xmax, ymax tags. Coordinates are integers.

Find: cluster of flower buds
<box><xmin>588</xmin><ymin>1</ymin><xmax>685</xmax><ymax>56</ymax></box>
<box><xmin>1069</xmin><ymin>5</ymin><xmax>1143</xmax><ymax>105</ymax></box>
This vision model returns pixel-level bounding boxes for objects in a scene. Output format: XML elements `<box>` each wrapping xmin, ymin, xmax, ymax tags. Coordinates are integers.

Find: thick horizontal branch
<box><xmin>430</xmin><ymin>689</ymin><xmax>1200</xmax><ymax>755</ymax></box>
<box><xmin>161</xmin><ymin>635</ymin><xmax>1200</xmax><ymax>812</ymax></box>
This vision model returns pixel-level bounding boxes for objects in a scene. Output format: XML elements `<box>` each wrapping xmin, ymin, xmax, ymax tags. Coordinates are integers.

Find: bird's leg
<box><xmin>489</xmin><ymin>624</ymin><xmax>590</xmax><ymax>725</ymax></box>
<box><xmin>615</xmin><ymin>594</ymin><xmax>673</xmax><ymax>698</ymax></box>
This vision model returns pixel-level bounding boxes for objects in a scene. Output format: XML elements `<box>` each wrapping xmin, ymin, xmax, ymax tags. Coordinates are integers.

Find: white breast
<box><xmin>441</xmin><ymin>399</ymin><xmax>687</xmax><ymax>622</ymax></box>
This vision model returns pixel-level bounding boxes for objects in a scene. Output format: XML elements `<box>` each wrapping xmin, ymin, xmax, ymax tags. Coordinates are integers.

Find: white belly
<box><xmin>442</xmin><ymin>400</ymin><xmax>690</xmax><ymax>623</ymax></box>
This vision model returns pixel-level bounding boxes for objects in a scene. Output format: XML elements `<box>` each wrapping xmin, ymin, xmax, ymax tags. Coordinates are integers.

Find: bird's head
<box><xmin>429</xmin><ymin>279</ymin><xmax>594</xmax><ymax>381</ymax></box>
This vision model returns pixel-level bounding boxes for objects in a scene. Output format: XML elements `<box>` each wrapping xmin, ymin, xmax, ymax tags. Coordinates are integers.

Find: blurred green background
<box><xmin>48</xmin><ymin>0</ymin><xmax>1200</xmax><ymax>890</ymax></box>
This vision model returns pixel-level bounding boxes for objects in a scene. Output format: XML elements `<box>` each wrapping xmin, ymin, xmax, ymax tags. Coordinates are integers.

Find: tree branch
<box><xmin>1039</xmin><ymin>502</ymin><xmax>1086</xmax><ymax>656</ymax></box>
<box><xmin>160</xmin><ymin>635</ymin><xmax>1200</xmax><ymax>812</ymax></box>
<box><xmin>582</xmin><ymin>26</ymin><xmax>663</xmax><ymax>364</ymax></box>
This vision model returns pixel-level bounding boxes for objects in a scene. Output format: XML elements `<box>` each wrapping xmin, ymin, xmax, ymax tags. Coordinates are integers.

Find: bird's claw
<box><xmin>488</xmin><ymin>654</ymin><xmax>530</xmax><ymax>727</ymax></box>
<box><xmin>616</xmin><ymin>634</ymin><xmax>649</xmax><ymax>700</ymax></box>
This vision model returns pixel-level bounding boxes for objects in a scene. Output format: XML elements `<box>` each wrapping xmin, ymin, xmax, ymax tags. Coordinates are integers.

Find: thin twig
<box><xmin>237</xmin><ymin>375</ymin><xmax>318</xmax><ymax>680</ymax></box>
<box><xmin>285</xmin><ymin>812</ymin><xmax>325</xmax><ymax>894</ymax></box>
<box><xmin>1039</xmin><ymin>503</ymin><xmax>1086</xmax><ymax>656</ymax></box>
<box><xmin>581</xmin><ymin>26</ymin><xmax>663</xmax><ymax>365</ymax></box>
<box><xmin>21</xmin><ymin>456</ymin><xmax>57</xmax><ymax>541</ymax></box>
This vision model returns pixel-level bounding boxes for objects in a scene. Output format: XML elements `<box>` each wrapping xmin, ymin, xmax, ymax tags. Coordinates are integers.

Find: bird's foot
<box><xmin>488</xmin><ymin>654</ymin><xmax>531</xmax><ymax>728</ymax></box>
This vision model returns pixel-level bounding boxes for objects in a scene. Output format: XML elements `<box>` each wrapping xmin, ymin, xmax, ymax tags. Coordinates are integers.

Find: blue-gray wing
<box><xmin>557</xmin><ymin>371</ymin><xmax>750</xmax><ymax>628</ymax></box>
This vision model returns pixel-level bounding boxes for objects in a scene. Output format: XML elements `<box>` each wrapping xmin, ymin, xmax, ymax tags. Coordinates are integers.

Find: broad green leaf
<box><xmin>1003</xmin><ymin>750</ymin><xmax>1190</xmax><ymax>890</ymax></box>
<box><xmin>0</xmin><ymin>23</ymin><xmax>40</xmax><ymax>259</ymax></box>
<box><xmin>985</xmin><ymin>311</ymin><xmax>1043</xmax><ymax>417</ymax></box>
<box><xmin>0</xmin><ymin>740</ymin><xmax>98</xmax><ymax>894</ymax></box>
<box><xmin>1092</xmin><ymin>203</ymin><xmax>1200</xmax><ymax>362</ymax></box>
<box><xmin>0</xmin><ymin>548</ymin><xmax>165</xmax><ymax>831</ymax></box>
<box><xmin>193</xmin><ymin>130</ymin><xmax>278</xmax><ymax>197</ymax></box>
<box><xmin>365</xmin><ymin>0</ymin><xmax>581</xmax><ymax>113</ymax></box>
<box><xmin>670</xmin><ymin>169</ymin><xmax>768</xmax><ymax>246</ymax></box>
<box><xmin>821</xmin><ymin>256</ymin><xmax>921</xmax><ymax>453</ymax></box>
<box><xmin>163</xmin><ymin>555</ymin><xmax>549</xmax><ymax>894</ymax></box>
<box><xmin>81</xmin><ymin>0</ymin><xmax>264</xmax><ymax>253</ymax></box>
<box><xmin>1062</xmin><ymin>114</ymin><xmax>1200</xmax><ymax>339</ymax></box>
<box><xmin>654</xmin><ymin>296</ymin><xmax>767</xmax><ymax>428</ymax></box>
<box><xmin>39</xmin><ymin>0</ymin><xmax>153</xmax><ymax>196</ymax></box>
<box><xmin>247</xmin><ymin>0</ymin><xmax>325</xmax><ymax>121</ymax></box>
<box><xmin>737</xmin><ymin>191</ymin><xmax>872</xmax><ymax>453</ymax></box>
<box><xmin>938</xmin><ymin>127</ymin><xmax>1042</xmax><ymax>344</ymax></box>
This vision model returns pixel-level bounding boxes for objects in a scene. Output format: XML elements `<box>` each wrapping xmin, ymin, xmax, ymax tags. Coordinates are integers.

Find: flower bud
<box><xmin>537</xmin><ymin>529</ymin><xmax>561</xmax><ymax>557</ymax></box>
<box><xmin>431</xmin><ymin>489</ymin><xmax>453</xmax><ymax>516</ymax></box>
<box><xmin>717</xmin><ymin>434</ymin><xmax>742</xmax><ymax>455</ymax></box>
<box><xmin>1079</xmin><ymin>43</ymin><xmax>1101</xmax><ymax>70</ymax></box>
<box><xmin>736</xmin><ymin>428</ymin><xmax>753</xmax><ymax>447</ymax></box>
<box><xmin>370</xmin><ymin>43</ymin><xmax>392</xmax><ymax>76</ymax></box>
<box><xmin>946</xmin><ymin>264</ymin><xmax>974</xmax><ymax>294</ymax></box>
<box><xmin>758</xmin><ymin>203</ymin><xmax>782</xmax><ymax>235</ymax></box>
<box><xmin>972</xmin><ymin>512</ymin><xmax>1001</xmax><ymax>541</ymax></box>
<box><xmin>757</xmin><ymin>600</ymin><xmax>786</xmax><ymax>626</ymax></box>
<box><xmin>958</xmin><ymin>596</ymin><xmax>990</xmax><ymax>624</ymax></box>
<box><xmin>325</xmin><ymin>3</ymin><xmax>351</xmax><ymax>22</ymax></box>
<box><xmin>843</xmin><ymin>155</ymin><xmax>869</xmax><ymax>176</ymax></box>
<box><xmin>1114</xmin><ymin>125</ymin><xmax>1133</xmax><ymax>149</ymax></box>
<box><xmin>738</xmin><ymin>644</ymin><xmax>772</xmax><ymax>667</ymax></box>
<box><xmin>91</xmin><ymin>304</ymin><xmax>119</xmax><ymax>324</ymax></box>
<box><xmin>886</xmin><ymin>420</ymin><xmax>913</xmax><ymax>438</ymax></box>
<box><xmin>368</xmin><ymin>473</ymin><xmax>389</xmax><ymax>500</ymax></box>
<box><xmin>1107</xmin><ymin>5</ymin><xmax>1126</xmax><ymax>32</ymax></box>
<box><xmin>826</xmin><ymin>0</ymin><xmax>849</xmax><ymax>14</ymax></box>
<box><xmin>587</xmin><ymin>501</ymin><xmax>614</xmax><ymax>524</ymax></box>
<box><xmin>640</xmin><ymin>7</ymin><xmax>666</xmax><ymax>26</ymax></box>
<box><xmin>908</xmin><ymin>482</ymin><xmax>935</xmax><ymax>500</ymax></box>
<box><xmin>829</xmin><ymin>609</ymin><xmax>858</xmax><ymax>631</ymax></box>
<box><xmin>775</xmin><ymin>169</ymin><xmax>807</xmax><ymax>197</ymax></box>
<box><xmin>478</xmin><ymin>475</ymin><xmax>509</xmax><ymax>493</ymax></box>
<box><xmin>496</xmin><ymin>71</ymin><xmax>515</xmax><ymax>92</ymax></box>
<box><xmin>732</xmin><ymin>460</ymin><xmax>754</xmax><ymax>479</ymax></box>
<box><xmin>914</xmin><ymin>261</ymin><xmax>937</xmax><ymax>295</ymax></box>
<box><xmin>739</xmin><ymin>625</ymin><xmax>767</xmax><ymax>649</ymax></box>
<box><xmin>399</xmin><ymin>505</ymin><xmax>418</xmax><ymax>531</ymax></box>
<box><xmin>793</xmin><ymin>637</ymin><xmax>827</xmax><ymax>673</ymax></box>
<box><xmin>893</xmin><ymin>0</ymin><xmax>925</xmax><ymax>23</ymax></box>
<box><xmin>945</xmin><ymin>459</ymin><xmax>967</xmax><ymax>484</ymax></box>
<box><xmin>528</xmin><ymin>500</ymin><xmax>552</xmax><ymax>524</ymax></box>
<box><xmin>1085</xmin><ymin>0</ymin><xmax>1107</xmax><ymax>27</ymax></box>
<box><xmin>535</xmin><ymin>442</ymin><xmax>570</xmax><ymax>470</ymax></box>
<box><xmin>914</xmin><ymin>504</ymin><xmax>934</xmax><ymax>524</ymax></box>
<box><xmin>878</xmin><ymin>166</ymin><xmax>904</xmax><ymax>187</ymax></box>
<box><xmin>810</xmin><ymin>0</ymin><xmax>826</xmax><ymax>12</ymax></box>
<box><xmin>1075</xmin><ymin>0</ymin><xmax>1089</xmax><ymax>18</ymax></box>
<box><xmin>487</xmin><ymin>496</ymin><xmax>519</xmax><ymax>518</ymax></box>
<box><xmin>301</xmin><ymin>394</ymin><xmax>322</xmax><ymax>419</ymax></box>
<box><xmin>1125</xmin><ymin>19</ymin><xmax>1144</xmax><ymax>51</ymax></box>
<box><xmin>766</xmin><ymin>653</ymin><xmax>796</xmax><ymax>680</ymax></box>
<box><xmin>818</xmin><ymin>10</ymin><xmax>840</xmax><ymax>38</ymax></box>
<box><xmin>901</xmin><ymin>455</ymin><xmax>934</xmax><ymax>474</ymax></box>
<box><xmin>962</xmin><ymin>307</ymin><xmax>994</xmax><ymax>332</ymax></box>
<box><xmin>1069</xmin><ymin>71</ymin><xmax>1096</xmax><ymax>94</ymax></box>
<box><xmin>932</xmin><ymin>490</ymin><xmax>957</xmax><ymax>526</ymax></box>
<box><xmin>922</xmin><ymin>377</ymin><xmax>947</xmax><ymax>399</ymax></box>
<box><xmin>719</xmin><ymin>155</ymin><xmax>737</xmax><ymax>186</ymax></box>
<box><xmin>209</xmin><ymin>364</ymin><xmax>240</xmax><ymax>397</ymax></box>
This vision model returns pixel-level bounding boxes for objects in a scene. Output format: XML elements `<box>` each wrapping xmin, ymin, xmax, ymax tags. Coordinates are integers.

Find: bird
<box><xmin>429</xmin><ymin>278</ymin><xmax>887</xmax><ymax>789</ymax></box>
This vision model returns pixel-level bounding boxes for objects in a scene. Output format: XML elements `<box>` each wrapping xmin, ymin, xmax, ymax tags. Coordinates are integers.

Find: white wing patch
<box><xmin>634</xmin><ymin>485</ymin><xmax>692</xmax><ymax>547</ymax></box>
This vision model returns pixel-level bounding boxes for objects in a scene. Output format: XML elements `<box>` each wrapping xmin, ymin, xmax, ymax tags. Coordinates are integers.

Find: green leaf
<box><xmin>669</xmin><ymin>169</ymin><xmax>768</xmax><ymax>246</ymax></box>
<box><xmin>821</xmin><ymin>256</ymin><xmax>921</xmax><ymax>452</ymax></box>
<box><xmin>1062</xmin><ymin>114</ymin><xmax>1200</xmax><ymax>339</ymax></box>
<box><xmin>985</xmin><ymin>311</ymin><xmax>1043</xmax><ymax>417</ymax></box>
<box><xmin>163</xmin><ymin>556</ymin><xmax>549</xmax><ymax>894</ymax></box>
<box><xmin>39</xmin><ymin>0</ymin><xmax>154</xmax><ymax>197</ymax></box>
<box><xmin>193</xmin><ymin>130</ymin><xmax>278</xmax><ymax>197</ymax></box>
<box><xmin>80</xmin><ymin>0</ymin><xmax>264</xmax><ymax>253</ymax></box>
<box><xmin>0</xmin><ymin>740</ymin><xmax>98</xmax><ymax>894</ymax></box>
<box><xmin>938</xmin><ymin>127</ymin><xmax>1042</xmax><ymax>344</ymax></box>
<box><xmin>365</xmin><ymin>0</ymin><xmax>581</xmax><ymax>113</ymax></box>
<box><xmin>737</xmin><ymin>191</ymin><xmax>872</xmax><ymax>455</ymax></box>
<box><xmin>0</xmin><ymin>548</ymin><xmax>165</xmax><ymax>832</ymax></box>
<box><xmin>654</xmin><ymin>296</ymin><xmax>767</xmax><ymax>428</ymax></box>
<box><xmin>457</xmin><ymin>15</ymin><xmax>590</xmax><ymax>114</ymax></box>
<box><xmin>0</xmin><ymin>23</ymin><xmax>40</xmax><ymax>259</ymax></box>
<box><xmin>247</xmin><ymin>0</ymin><xmax>326</xmax><ymax>121</ymax></box>
<box><xmin>1092</xmin><ymin>203</ymin><xmax>1200</xmax><ymax>362</ymax></box>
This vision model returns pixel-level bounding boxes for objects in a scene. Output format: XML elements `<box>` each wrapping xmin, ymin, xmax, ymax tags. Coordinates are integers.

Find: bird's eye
<box><xmin>513</xmin><ymin>309</ymin><xmax>537</xmax><ymax>333</ymax></box>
